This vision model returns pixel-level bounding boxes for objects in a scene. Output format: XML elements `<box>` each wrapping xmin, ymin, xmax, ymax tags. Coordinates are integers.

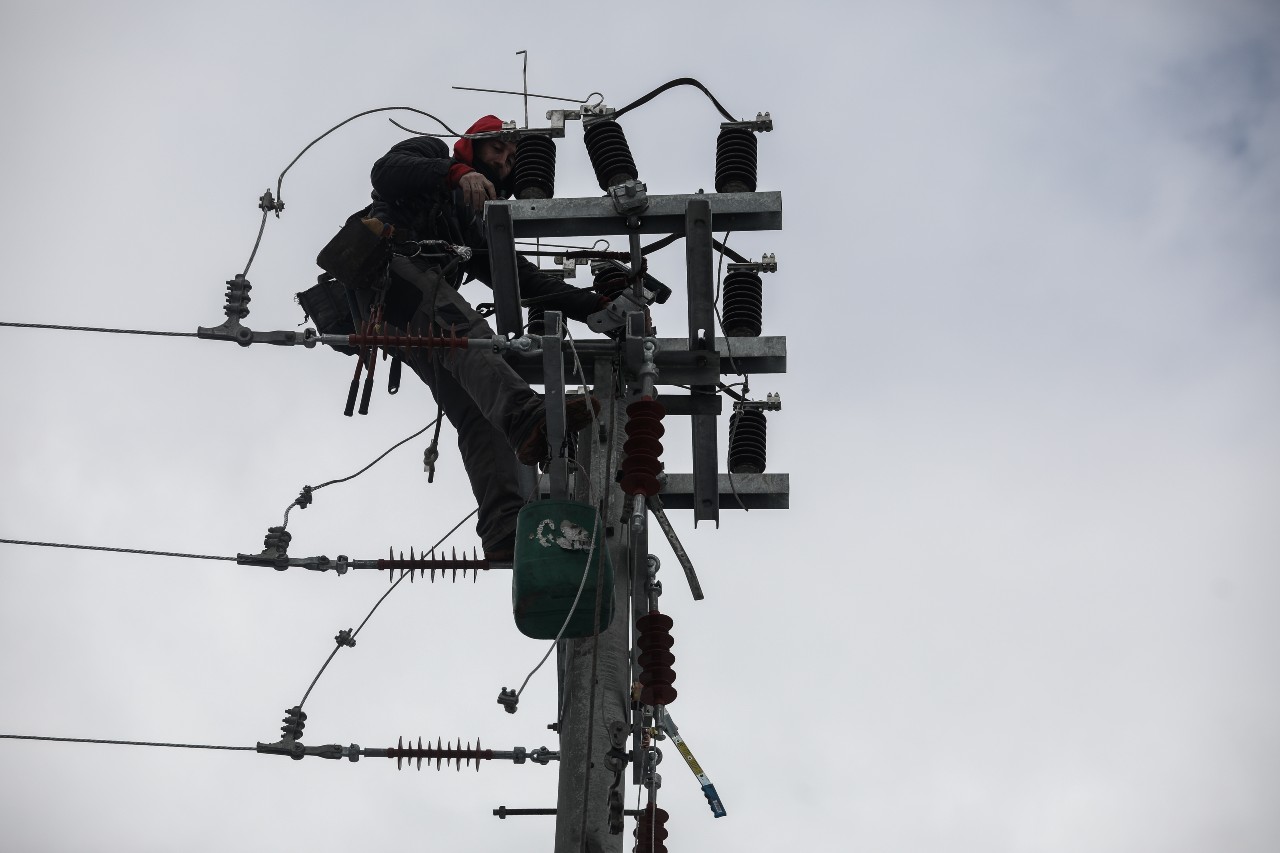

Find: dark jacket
<box><xmin>367</xmin><ymin>132</ymin><xmax>600</xmax><ymax>323</ymax></box>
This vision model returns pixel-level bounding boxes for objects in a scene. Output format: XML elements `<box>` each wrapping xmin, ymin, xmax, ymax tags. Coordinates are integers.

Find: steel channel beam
<box><xmin>498</xmin><ymin>191</ymin><xmax>782</xmax><ymax>239</ymax></box>
<box><xmin>484</xmin><ymin>202</ymin><xmax>524</xmax><ymax>336</ymax></box>
<box><xmin>685</xmin><ymin>199</ymin><xmax>719</xmax><ymax>527</ymax></box>
<box><xmin>659</xmin><ymin>473</ymin><xmax>790</xmax><ymax>510</ymax></box>
<box><xmin>538</xmin><ymin>474</ymin><xmax>789</xmax><ymax>510</ymax></box>
<box><xmin>504</xmin><ymin>336</ymin><xmax>786</xmax><ymax>384</ymax></box>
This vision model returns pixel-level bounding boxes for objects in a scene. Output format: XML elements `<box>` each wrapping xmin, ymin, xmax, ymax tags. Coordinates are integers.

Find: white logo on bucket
<box><xmin>533</xmin><ymin>518</ymin><xmax>592</xmax><ymax>551</ymax></box>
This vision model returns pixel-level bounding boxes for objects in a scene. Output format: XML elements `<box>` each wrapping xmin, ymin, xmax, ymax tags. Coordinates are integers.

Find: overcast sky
<box><xmin>1</xmin><ymin>1</ymin><xmax>1277</xmax><ymax>851</ymax></box>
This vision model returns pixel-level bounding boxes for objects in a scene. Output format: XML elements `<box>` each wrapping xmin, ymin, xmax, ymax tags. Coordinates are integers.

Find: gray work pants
<box><xmin>387</xmin><ymin>254</ymin><xmax>541</xmax><ymax>553</ymax></box>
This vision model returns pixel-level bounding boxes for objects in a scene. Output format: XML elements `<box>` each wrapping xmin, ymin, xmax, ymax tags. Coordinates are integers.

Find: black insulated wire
<box><xmin>295</xmin><ymin>507</ymin><xmax>478</xmax><ymax>710</ymax></box>
<box><xmin>243</xmin><ymin>106</ymin><xmax>464</xmax><ymax>276</ymax></box>
<box><xmin>612</xmin><ymin>77</ymin><xmax>737</xmax><ymax>122</ymax></box>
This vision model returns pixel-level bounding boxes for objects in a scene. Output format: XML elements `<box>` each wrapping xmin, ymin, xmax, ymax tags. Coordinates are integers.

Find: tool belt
<box><xmin>306</xmin><ymin>208</ymin><xmax>473</xmax><ymax>333</ymax></box>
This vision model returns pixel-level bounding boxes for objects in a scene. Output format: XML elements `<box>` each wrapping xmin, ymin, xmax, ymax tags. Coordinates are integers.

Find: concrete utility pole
<box><xmin>492</xmin><ymin>186</ymin><xmax>786</xmax><ymax>853</ymax></box>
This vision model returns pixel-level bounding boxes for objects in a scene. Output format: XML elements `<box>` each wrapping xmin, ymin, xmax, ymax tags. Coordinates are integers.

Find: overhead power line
<box><xmin>0</xmin><ymin>538</ymin><xmax>235</xmax><ymax>562</ymax></box>
<box><xmin>0</xmin><ymin>321</ymin><xmax>196</xmax><ymax>338</ymax></box>
<box><xmin>0</xmin><ymin>733</ymin><xmax>252</xmax><ymax>752</ymax></box>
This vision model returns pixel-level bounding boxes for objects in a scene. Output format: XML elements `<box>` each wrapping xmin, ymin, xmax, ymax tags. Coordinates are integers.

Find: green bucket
<box><xmin>512</xmin><ymin>500</ymin><xmax>614</xmax><ymax>640</ymax></box>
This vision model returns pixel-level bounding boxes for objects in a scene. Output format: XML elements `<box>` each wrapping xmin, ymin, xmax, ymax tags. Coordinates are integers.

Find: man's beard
<box><xmin>472</xmin><ymin>159</ymin><xmax>508</xmax><ymax>193</ymax></box>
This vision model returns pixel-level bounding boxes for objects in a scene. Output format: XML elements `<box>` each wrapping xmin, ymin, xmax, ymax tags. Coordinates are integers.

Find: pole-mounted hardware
<box><xmin>657</xmin><ymin>709</ymin><xmax>726</xmax><ymax>818</ymax></box>
<box><xmin>255</xmin><ymin>732</ymin><xmax>558</xmax><ymax>770</ymax></box>
<box><xmin>234</xmin><ymin>545</ymin><xmax>503</xmax><ymax>579</ymax></box>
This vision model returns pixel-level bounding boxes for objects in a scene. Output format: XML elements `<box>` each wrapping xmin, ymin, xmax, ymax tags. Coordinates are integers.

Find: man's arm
<box><xmin>467</xmin><ymin>253</ymin><xmax>604</xmax><ymax>324</ymax></box>
<box><xmin>370</xmin><ymin>136</ymin><xmax>455</xmax><ymax>200</ymax></box>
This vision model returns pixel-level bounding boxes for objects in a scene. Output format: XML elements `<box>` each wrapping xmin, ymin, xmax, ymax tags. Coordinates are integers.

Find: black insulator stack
<box><xmin>280</xmin><ymin>706</ymin><xmax>307</xmax><ymax>741</ymax></box>
<box><xmin>715</xmin><ymin>126</ymin><xmax>758</xmax><ymax>193</ymax></box>
<box><xmin>222</xmin><ymin>274</ymin><xmax>252</xmax><ymax>321</ymax></box>
<box><xmin>377</xmin><ymin>546</ymin><xmax>489</xmax><ymax>583</ymax></box>
<box><xmin>583</xmin><ymin>119</ymin><xmax>638</xmax><ymax>191</ymax></box>
<box><xmin>512</xmin><ymin>135</ymin><xmax>557</xmax><ymax>200</ymax></box>
<box><xmin>263</xmin><ymin>525</ymin><xmax>291</xmax><ymax>555</ymax></box>
<box><xmin>728</xmin><ymin>409</ymin><xmax>768</xmax><ymax>474</ymax></box>
<box><xmin>721</xmin><ymin>269</ymin><xmax>763</xmax><ymax>337</ymax></box>
<box><xmin>593</xmin><ymin>266</ymin><xmax>630</xmax><ymax>299</ymax></box>
<box><xmin>635</xmin><ymin>611</ymin><xmax>677</xmax><ymax>706</ymax></box>
<box><xmin>527</xmin><ymin>305</ymin><xmax>546</xmax><ymax>336</ymax></box>
<box><xmin>633</xmin><ymin>804</ymin><xmax>670</xmax><ymax>853</ymax></box>
<box><xmin>620</xmin><ymin>398</ymin><xmax>666</xmax><ymax>497</ymax></box>
<box><xmin>387</xmin><ymin>736</ymin><xmax>492</xmax><ymax>771</ymax></box>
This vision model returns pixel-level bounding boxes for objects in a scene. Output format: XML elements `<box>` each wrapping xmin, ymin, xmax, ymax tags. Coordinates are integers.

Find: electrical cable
<box><xmin>0</xmin><ymin>733</ymin><xmax>253</xmax><ymax>751</ymax></box>
<box><xmin>282</xmin><ymin>417</ymin><xmax>441</xmax><ymax>529</ymax></box>
<box><xmin>295</xmin><ymin>507</ymin><xmax>478</xmax><ymax>710</ymax></box>
<box><xmin>0</xmin><ymin>321</ymin><xmax>196</xmax><ymax>338</ymax></box>
<box><xmin>242</xmin><ymin>106</ymin><xmax>465</xmax><ymax>275</ymax></box>
<box><xmin>612</xmin><ymin>77</ymin><xmax>737</xmax><ymax>123</ymax></box>
<box><xmin>0</xmin><ymin>538</ymin><xmax>235</xmax><ymax>562</ymax></box>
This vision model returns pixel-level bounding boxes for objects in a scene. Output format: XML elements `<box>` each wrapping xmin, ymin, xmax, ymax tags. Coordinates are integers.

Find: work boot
<box><xmin>516</xmin><ymin>395</ymin><xmax>601</xmax><ymax>466</ymax></box>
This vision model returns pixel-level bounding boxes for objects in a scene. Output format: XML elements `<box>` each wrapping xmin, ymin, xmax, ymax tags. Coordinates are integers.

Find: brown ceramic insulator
<box><xmin>635</xmin><ymin>611</ymin><xmax>677</xmax><ymax>707</ymax></box>
<box><xmin>633</xmin><ymin>804</ymin><xmax>670</xmax><ymax>853</ymax></box>
<box><xmin>377</xmin><ymin>546</ymin><xmax>489</xmax><ymax>583</ymax></box>
<box><xmin>386</xmin><ymin>736</ymin><xmax>492</xmax><ymax>771</ymax></box>
<box><xmin>621</xmin><ymin>398</ymin><xmax>666</xmax><ymax>497</ymax></box>
<box><xmin>592</xmin><ymin>266</ymin><xmax>629</xmax><ymax>299</ymax></box>
<box><xmin>346</xmin><ymin>330</ymin><xmax>470</xmax><ymax>350</ymax></box>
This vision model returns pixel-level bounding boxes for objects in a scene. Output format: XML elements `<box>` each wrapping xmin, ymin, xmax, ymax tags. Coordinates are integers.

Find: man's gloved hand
<box><xmin>459</xmin><ymin>171</ymin><xmax>497</xmax><ymax>213</ymax></box>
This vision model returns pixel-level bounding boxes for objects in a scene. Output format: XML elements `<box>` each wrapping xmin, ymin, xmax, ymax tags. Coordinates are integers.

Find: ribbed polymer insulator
<box><xmin>592</xmin><ymin>266</ymin><xmax>629</xmax><ymax>299</ymax></box>
<box><xmin>633</xmin><ymin>804</ymin><xmax>670</xmax><ymax>853</ymax></box>
<box><xmin>345</xmin><ymin>329</ymin><xmax>470</xmax><ymax>350</ymax></box>
<box><xmin>280</xmin><ymin>706</ymin><xmax>306</xmax><ymax>741</ymax></box>
<box><xmin>721</xmin><ymin>269</ymin><xmax>763</xmax><ymax>337</ymax></box>
<box><xmin>512</xmin><ymin>135</ymin><xmax>557</xmax><ymax>200</ymax></box>
<box><xmin>583</xmin><ymin>119</ymin><xmax>638</xmax><ymax>191</ymax></box>
<box><xmin>635</xmin><ymin>611</ymin><xmax>677</xmax><ymax>706</ymax></box>
<box><xmin>715</xmin><ymin>126</ymin><xmax>758</xmax><ymax>193</ymax></box>
<box><xmin>378</xmin><ymin>546</ymin><xmax>489</xmax><ymax>583</ymax></box>
<box><xmin>386</xmin><ymin>736</ymin><xmax>493</xmax><ymax>771</ymax></box>
<box><xmin>620</xmin><ymin>398</ymin><xmax>666</xmax><ymax>497</ymax></box>
<box><xmin>728</xmin><ymin>409</ymin><xmax>768</xmax><ymax>474</ymax></box>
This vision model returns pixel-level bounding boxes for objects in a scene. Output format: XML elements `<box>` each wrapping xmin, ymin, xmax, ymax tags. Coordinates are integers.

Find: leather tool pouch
<box><xmin>315</xmin><ymin>208</ymin><xmax>425</xmax><ymax>330</ymax></box>
<box><xmin>316</xmin><ymin>207</ymin><xmax>390</xmax><ymax>290</ymax></box>
<box><xmin>296</xmin><ymin>273</ymin><xmax>360</xmax><ymax>356</ymax></box>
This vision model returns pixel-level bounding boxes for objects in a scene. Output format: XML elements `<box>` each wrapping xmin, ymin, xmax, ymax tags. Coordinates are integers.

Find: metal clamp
<box><xmin>720</xmin><ymin>111</ymin><xmax>773</xmax><ymax>133</ymax></box>
<box><xmin>609</xmin><ymin>179</ymin><xmax>649</xmax><ymax>217</ymax></box>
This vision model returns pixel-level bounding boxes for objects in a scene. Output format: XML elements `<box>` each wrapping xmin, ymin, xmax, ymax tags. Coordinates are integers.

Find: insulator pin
<box><xmin>728</xmin><ymin>408</ymin><xmax>768</xmax><ymax>474</ymax></box>
<box><xmin>715</xmin><ymin>126</ymin><xmax>759</xmax><ymax>193</ymax></box>
<box><xmin>512</xmin><ymin>134</ymin><xmax>557</xmax><ymax>200</ymax></box>
<box><xmin>583</xmin><ymin>119</ymin><xmax>638</xmax><ymax>191</ymax></box>
<box><xmin>721</xmin><ymin>268</ymin><xmax>763</xmax><ymax>337</ymax></box>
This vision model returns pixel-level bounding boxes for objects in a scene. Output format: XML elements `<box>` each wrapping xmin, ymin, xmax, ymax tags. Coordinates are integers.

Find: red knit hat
<box><xmin>453</xmin><ymin>115</ymin><xmax>505</xmax><ymax>165</ymax></box>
